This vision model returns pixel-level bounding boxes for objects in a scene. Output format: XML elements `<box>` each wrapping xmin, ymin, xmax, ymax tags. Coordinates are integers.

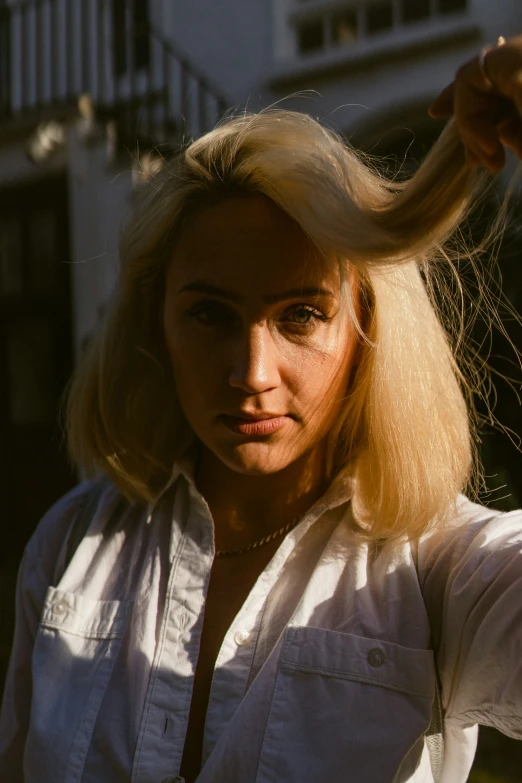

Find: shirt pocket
<box><xmin>24</xmin><ymin>586</ymin><xmax>132</xmax><ymax>783</ymax></box>
<box><xmin>255</xmin><ymin>626</ymin><xmax>436</xmax><ymax>783</ymax></box>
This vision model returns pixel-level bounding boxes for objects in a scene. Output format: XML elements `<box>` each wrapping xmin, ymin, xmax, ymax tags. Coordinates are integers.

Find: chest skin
<box><xmin>179</xmin><ymin>540</ymin><xmax>281</xmax><ymax>783</ymax></box>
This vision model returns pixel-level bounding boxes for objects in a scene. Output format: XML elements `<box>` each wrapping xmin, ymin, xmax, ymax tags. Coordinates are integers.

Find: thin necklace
<box><xmin>215</xmin><ymin>517</ymin><xmax>301</xmax><ymax>557</ymax></box>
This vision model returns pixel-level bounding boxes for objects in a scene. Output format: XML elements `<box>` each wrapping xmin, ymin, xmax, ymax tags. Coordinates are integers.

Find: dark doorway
<box><xmin>0</xmin><ymin>175</ymin><xmax>77</xmax><ymax>688</ymax></box>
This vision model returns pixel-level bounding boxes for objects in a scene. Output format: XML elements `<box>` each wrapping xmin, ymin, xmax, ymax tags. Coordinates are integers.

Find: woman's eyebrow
<box><xmin>178</xmin><ymin>282</ymin><xmax>242</xmax><ymax>302</ymax></box>
<box><xmin>264</xmin><ymin>287</ymin><xmax>335</xmax><ymax>303</ymax></box>
<box><xmin>178</xmin><ymin>281</ymin><xmax>335</xmax><ymax>303</ymax></box>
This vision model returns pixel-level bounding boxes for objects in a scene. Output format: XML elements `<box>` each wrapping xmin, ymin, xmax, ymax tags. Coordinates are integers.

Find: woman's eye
<box><xmin>186</xmin><ymin>302</ymin><xmax>236</xmax><ymax>325</ymax></box>
<box><xmin>283</xmin><ymin>306</ymin><xmax>327</xmax><ymax>327</ymax></box>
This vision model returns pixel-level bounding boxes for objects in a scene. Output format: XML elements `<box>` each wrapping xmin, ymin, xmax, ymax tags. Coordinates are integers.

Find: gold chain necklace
<box><xmin>215</xmin><ymin>517</ymin><xmax>301</xmax><ymax>558</ymax></box>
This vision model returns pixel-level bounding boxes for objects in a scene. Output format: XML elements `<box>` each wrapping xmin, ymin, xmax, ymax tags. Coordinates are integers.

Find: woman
<box><xmin>1</xmin><ymin>36</ymin><xmax>522</xmax><ymax>783</ymax></box>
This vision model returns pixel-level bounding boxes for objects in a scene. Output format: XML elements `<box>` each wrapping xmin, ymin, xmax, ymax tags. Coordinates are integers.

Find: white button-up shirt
<box><xmin>1</xmin><ymin>460</ymin><xmax>522</xmax><ymax>783</ymax></box>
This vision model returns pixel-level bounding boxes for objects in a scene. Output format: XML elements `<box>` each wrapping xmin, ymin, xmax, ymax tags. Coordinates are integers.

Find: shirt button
<box><xmin>367</xmin><ymin>648</ymin><xmax>386</xmax><ymax>667</ymax></box>
<box><xmin>233</xmin><ymin>629</ymin><xmax>250</xmax><ymax>646</ymax></box>
<box><xmin>52</xmin><ymin>600</ymin><xmax>68</xmax><ymax>615</ymax></box>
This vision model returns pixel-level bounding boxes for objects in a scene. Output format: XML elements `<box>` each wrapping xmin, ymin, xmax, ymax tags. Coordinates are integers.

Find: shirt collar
<box><xmin>157</xmin><ymin>446</ymin><xmax>353</xmax><ymax>519</ymax></box>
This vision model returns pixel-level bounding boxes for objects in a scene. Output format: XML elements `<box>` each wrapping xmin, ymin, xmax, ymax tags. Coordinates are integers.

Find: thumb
<box><xmin>428</xmin><ymin>82</ymin><xmax>455</xmax><ymax>118</ymax></box>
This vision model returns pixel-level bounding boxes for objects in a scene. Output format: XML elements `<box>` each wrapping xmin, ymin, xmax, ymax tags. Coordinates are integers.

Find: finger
<box><xmin>510</xmin><ymin>77</ymin><xmax>522</xmax><ymax>117</ymax></box>
<box><xmin>452</xmin><ymin>66</ymin><xmax>506</xmax><ymax>155</ymax></box>
<box><xmin>496</xmin><ymin>115</ymin><xmax>521</xmax><ymax>141</ymax></box>
<box><xmin>463</xmin><ymin>118</ymin><xmax>502</xmax><ymax>155</ymax></box>
<box><xmin>455</xmin><ymin>55</ymin><xmax>495</xmax><ymax>94</ymax></box>
<box><xmin>498</xmin><ymin>117</ymin><xmax>522</xmax><ymax>159</ymax></box>
<box><xmin>481</xmin><ymin>40</ymin><xmax>522</xmax><ymax>109</ymax></box>
<box><xmin>464</xmin><ymin>138</ymin><xmax>506</xmax><ymax>173</ymax></box>
<box><xmin>453</xmin><ymin>92</ymin><xmax>504</xmax><ymax>155</ymax></box>
<box><xmin>428</xmin><ymin>83</ymin><xmax>455</xmax><ymax>117</ymax></box>
<box><xmin>499</xmin><ymin>130</ymin><xmax>522</xmax><ymax>157</ymax></box>
<box><xmin>480</xmin><ymin>145</ymin><xmax>507</xmax><ymax>173</ymax></box>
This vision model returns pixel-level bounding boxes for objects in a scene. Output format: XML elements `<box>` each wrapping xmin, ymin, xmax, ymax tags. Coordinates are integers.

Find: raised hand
<box><xmin>429</xmin><ymin>35</ymin><xmax>522</xmax><ymax>172</ymax></box>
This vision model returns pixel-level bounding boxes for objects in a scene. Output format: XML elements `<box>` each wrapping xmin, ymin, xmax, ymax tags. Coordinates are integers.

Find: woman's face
<box><xmin>163</xmin><ymin>195</ymin><xmax>358</xmax><ymax>477</ymax></box>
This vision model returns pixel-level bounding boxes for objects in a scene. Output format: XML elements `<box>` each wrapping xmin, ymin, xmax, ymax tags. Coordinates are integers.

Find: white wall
<box><xmin>158</xmin><ymin>0</ymin><xmax>271</xmax><ymax>108</ymax></box>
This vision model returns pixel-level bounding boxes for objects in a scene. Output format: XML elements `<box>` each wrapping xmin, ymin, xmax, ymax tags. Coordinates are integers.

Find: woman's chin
<box><xmin>212</xmin><ymin>441</ymin><xmax>298</xmax><ymax>476</ymax></box>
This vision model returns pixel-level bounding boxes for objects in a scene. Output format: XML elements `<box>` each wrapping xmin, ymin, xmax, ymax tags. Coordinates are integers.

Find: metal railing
<box><xmin>0</xmin><ymin>0</ymin><xmax>229</xmax><ymax>151</ymax></box>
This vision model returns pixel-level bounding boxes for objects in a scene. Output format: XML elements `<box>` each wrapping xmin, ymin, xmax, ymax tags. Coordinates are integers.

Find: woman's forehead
<box><xmin>169</xmin><ymin>194</ymin><xmax>341</xmax><ymax>295</ymax></box>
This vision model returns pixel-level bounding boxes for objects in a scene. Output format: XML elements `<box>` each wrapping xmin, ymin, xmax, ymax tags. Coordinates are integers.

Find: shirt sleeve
<box><xmin>418</xmin><ymin>499</ymin><xmax>522</xmax><ymax>739</ymax></box>
<box><xmin>0</xmin><ymin>483</ymin><xmax>93</xmax><ymax>781</ymax></box>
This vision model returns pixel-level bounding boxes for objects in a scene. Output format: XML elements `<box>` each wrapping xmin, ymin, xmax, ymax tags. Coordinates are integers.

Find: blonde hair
<box><xmin>67</xmin><ymin>109</ymin><xmax>498</xmax><ymax>540</ymax></box>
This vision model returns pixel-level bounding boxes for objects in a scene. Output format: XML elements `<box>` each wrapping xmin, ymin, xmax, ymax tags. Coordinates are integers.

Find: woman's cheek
<box><xmin>172</xmin><ymin>338</ymin><xmax>230</xmax><ymax>394</ymax></box>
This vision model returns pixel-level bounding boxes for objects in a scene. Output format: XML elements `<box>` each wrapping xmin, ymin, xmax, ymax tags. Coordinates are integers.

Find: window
<box><xmin>291</xmin><ymin>0</ymin><xmax>470</xmax><ymax>60</ymax></box>
<box><xmin>297</xmin><ymin>19</ymin><xmax>325</xmax><ymax>54</ymax></box>
<box><xmin>332</xmin><ymin>10</ymin><xmax>358</xmax><ymax>46</ymax></box>
<box><xmin>438</xmin><ymin>0</ymin><xmax>467</xmax><ymax>13</ymax></box>
<box><xmin>366</xmin><ymin>2</ymin><xmax>393</xmax><ymax>35</ymax></box>
<box><xmin>401</xmin><ymin>0</ymin><xmax>431</xmax><ymax>24</ymax></box>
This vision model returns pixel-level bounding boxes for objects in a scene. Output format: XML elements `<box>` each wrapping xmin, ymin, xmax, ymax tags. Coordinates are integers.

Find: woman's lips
<box><xmin>220</xmin><ymin>415</ymin><xmax>289</xmax><ymax>436</ymax></box>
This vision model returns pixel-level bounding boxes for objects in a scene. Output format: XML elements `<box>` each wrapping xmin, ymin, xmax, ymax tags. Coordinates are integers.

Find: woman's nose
<box><xmin>228</xmin><ymin>324</ymin><xmax>281</xmax><ymax>393</ymax></box>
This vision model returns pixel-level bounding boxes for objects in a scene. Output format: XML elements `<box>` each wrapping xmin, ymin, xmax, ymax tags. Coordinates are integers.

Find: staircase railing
<box><xmin>0</xmin><ymin>0</ymin><xmax>230</xmax><ymax>150</ymax></box>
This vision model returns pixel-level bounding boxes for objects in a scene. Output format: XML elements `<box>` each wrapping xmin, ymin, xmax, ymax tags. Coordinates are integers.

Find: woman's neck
<box><xmin>195</xmin><ymin>445</ymin><xmax>329</xmax><ymax>552</ymax></box>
